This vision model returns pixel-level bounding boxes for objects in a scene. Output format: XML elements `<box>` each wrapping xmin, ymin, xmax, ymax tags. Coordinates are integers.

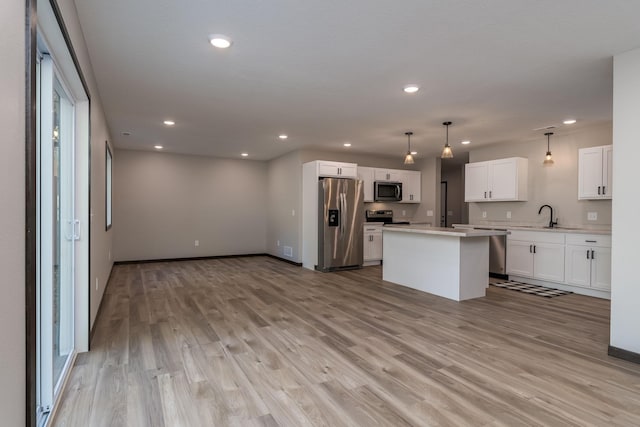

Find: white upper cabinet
<box><xmin>374</xmin><ymin>169</ymin><xmax>404</xmax><ymax>182</ymax></box>
<box><xmin>400</xmin><ymin>170</ymin><xmax>421</xmax><ymax>203</ymax></box>
<box><xmin>316</xmin><ymin>160</ymin><xmax>358</xmax><ymax>178</ymax></box>
<box><xmin>578</xmin><ymin>145</ymin><xmax>612</xmax><ymax>200</ymax></box>
<box><xmin>464</xmin><ymin>157</ymin><xmax>528</xmax><ymax>202</ymax></box>
<box><xmin>357</xmin><ymin>166</ymin><xmax>375</xmax><ymax>202</ymax></box>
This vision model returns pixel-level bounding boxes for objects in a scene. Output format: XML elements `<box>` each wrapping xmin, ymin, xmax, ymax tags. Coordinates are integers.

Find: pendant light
<box><xmin>441</xmin><ymin>121</ymin><xmax>453</xmax><ymax>159</ymax></box>
<box><xmin>403</xmin><ymin>131</ymin><xmax>415</xmax><ymax>164</ymax></box>
<box><xmin>543</xmin><ymin>132</ymin><xmax>554</xmax><ymax>165</ymax></box>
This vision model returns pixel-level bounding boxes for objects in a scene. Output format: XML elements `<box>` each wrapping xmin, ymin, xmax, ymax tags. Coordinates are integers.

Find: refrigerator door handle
<box><xmin>340</xmin><ymin>193</ymin><xmax>347</xmax><ymax>237</ymax></box>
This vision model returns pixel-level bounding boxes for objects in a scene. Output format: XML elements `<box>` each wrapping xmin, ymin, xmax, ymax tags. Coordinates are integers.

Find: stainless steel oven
<box><xmin>374</xmin><ymin>181</ymin><xmax>402</xmax><ymax>202</ymax></box>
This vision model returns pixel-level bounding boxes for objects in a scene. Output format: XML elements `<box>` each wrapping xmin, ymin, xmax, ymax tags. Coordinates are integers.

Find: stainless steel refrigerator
<box><xmin>317</xmin><ymin>178</ymin><xmax>364</xmax><ymax>272</ymax></box>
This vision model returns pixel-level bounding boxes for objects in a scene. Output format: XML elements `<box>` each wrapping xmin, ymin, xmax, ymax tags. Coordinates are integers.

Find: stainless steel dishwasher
<box><xmin>476</xmin><ymin>227</ymin><xmax>507</xmax><ymax>278</ymax></box>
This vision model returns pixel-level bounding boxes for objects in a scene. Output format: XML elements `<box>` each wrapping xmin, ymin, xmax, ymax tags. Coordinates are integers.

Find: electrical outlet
<box><xmin>277</xmin><ymin>240</ymin><xmax>280</xmax><ymax>246</ymax></box>
<box><xmin>448</xmin><ymin>211</ymin><xmax>453</xmax><ymax>216</ymax></box>
<box><xmin>588</xmin><ymin>212</ymin><xmax>598</xmax><ymax>221</ymax></box>
<box><xmin>291</xmin><ymin>209</ymin><xmax>296</xmax><ymax>216</ymax></box>
<box><xmin>506</xmin><ymin>211</ymin><xmax>512</xmax><ymax>219</ymax></box>
<box><xmin>426</xmin><ymin>210</ymin><xmax>434</xmax><ymax>217</ymax></box>
<box><xmin>194</xmin><ymin>240</ymin><xmax>199</xmax><ymax>247</ymax></box>
<box><xmin>482</xmin><ymin>211</ymin><xmax>487</xmax><ymax>218</ymax></box>
<box><xmin>402</xmin><ymin>210</ymin><xmax>406</xmax><ymax>217</ymax></box>
<box><xmin>95</xmin><ymin>278</ymin><xmax>99</xmax><ymax>291</ymax></box>
<box><xmin>108</xmin><ymin>249</ymin><xmax>111</xmax><ymax>260</ymax></box>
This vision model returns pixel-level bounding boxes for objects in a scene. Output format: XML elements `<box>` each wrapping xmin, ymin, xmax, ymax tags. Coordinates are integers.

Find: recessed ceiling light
<box><xmin>122</xmin><ymin>131</ymin><xmax>131</xmax><ymax>136</ymax></box>
<box><xmin>278</xmin><ymin>134</ymin><xmax>288</xmax><ymax>140</ymax></box>
<box><xmin>461</xmin><ymin>140</ymin><xmax>471</xmax><ymax>145</ymax></box>
<box><xmin>343</xmin><ymin>143</ymin><xmax>352</xmax><ymax>147</ymax></box>
<box><xmin>563</xmin><ymin>119</ymin><xmax>577</xmax><ymax>125</ymax></box>
<box><xmin>241</xmin><ymin>152</ymin><xmax>248</xmax><ymax>157</ymax></box>
<box><xmin>209</xmin><ymin>34</ymin><xmax>232</xmax><ymax>49</ymax></box>
<box><xmin>403</xmin><ymin>84</ymin><xmax>420</xmax><ymax>94</ymax></box>
<box><xmin>154</xmin><ymin>145</ymin><xmax>163</xmax><ymax>150</ymax></box>
<box><xmin>163</xmin><ymin>120</ymin><xmax>175</xmax><ymax>126</ymax></box>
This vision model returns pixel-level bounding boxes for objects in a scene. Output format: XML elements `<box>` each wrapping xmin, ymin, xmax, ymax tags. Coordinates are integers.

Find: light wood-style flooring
<box><xmin>53</xmin><ymin>256</ymin><xmax>640</xmax><ymax>426</ymax></box>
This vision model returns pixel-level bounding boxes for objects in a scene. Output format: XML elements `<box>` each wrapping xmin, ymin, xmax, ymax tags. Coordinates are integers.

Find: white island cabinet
<box><xmin>382</xmin><ymin>225</ymin><xmax>507</xmax><ymax>301</ymax></box>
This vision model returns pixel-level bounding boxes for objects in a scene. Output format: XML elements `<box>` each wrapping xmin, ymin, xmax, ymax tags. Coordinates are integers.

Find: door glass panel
<box><xmin>52</xmin><ymin>81</ymin><xmax>74</xmax><ymax>391</ymax></box>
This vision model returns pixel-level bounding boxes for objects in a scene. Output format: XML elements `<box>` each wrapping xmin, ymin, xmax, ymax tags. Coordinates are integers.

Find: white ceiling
<box><xmin>74</xmin><ymin>0</ymin><xmax>640</xmax><ymax>161</ymax></box>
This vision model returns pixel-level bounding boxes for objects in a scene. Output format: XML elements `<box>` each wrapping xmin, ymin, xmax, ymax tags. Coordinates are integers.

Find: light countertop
<box><xmin>383</xmin><ymin>224</ymin><xmax>508</xmax><ymax>238</ymax></box>
<box><xmin>452</xmin><ymin>223</ymin><xmax>611</xmax><ymax>235</ymax></box>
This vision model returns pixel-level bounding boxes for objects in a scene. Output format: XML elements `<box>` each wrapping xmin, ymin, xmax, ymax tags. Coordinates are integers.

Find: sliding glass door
<box><xmin>37</xmin><ymin>53</ymin><xmax>77</xmax><ymax>423</ymax></box>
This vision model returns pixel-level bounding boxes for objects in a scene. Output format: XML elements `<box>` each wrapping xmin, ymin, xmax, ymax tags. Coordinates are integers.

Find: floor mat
<box><xmin>489</xmin><ymin>280</ymin><xmax>573</xmax><ymax>298</ymax></box>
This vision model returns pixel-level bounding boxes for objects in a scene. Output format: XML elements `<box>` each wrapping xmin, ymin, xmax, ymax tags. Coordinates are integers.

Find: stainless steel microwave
<box><xmin>374</xmin><ymin>181</ymin><xmax>402</xmax><ymax>202</ymax></box>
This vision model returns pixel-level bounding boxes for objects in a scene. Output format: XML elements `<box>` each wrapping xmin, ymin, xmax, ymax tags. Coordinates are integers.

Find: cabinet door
<box><xmin>591</xmin><ymin>246</ymin><xmax>611</xmax><ymax>290</ymax></box>
<box><xmin>464</xmin><ymin>162</ymin><xmax>489</xmax><ymax>202</ymax></box>
<box><xmin>370</xmin><ymin>233</ymin><xmax>383</xmax><ymax>260</ymax></box>
<box><xmin>318</xmin><ymin>161</ymin><xmax>357</xmax><ymax>178</ymax></box>
<box><xmin>401</xmin><ymin>171</ymin><xmax>421</xmax><ymax>203</ymax></box>
<box><xmin>602</xmin><ymin>145</ymin><xmax>613</xmax><ymax>199</ymax></box>
<box><xmin>338</xmin><ymin>163</ymin><xmax>358</xmax><ymax>178</ymax></box>
<box><xmin>363</xmin><ymin>230</ymin><xmax>383</xmax><ymax>261</ymax></box>
<box><xmin>488</xmin><ymin>158</ymin><xmax>517</xmax><ymax>200</ymax></box>
<box><xmin>533</xmin><ymin>243</ymin><xmax>565</xmax><ymax>282</ymax></box>
<box><xmin>374</xmin><ymin>169</ymin><xmax>402</xmax><ymax>182</ymax></box>
<box><xmin>357</xmin><ymin>167</ymin><xmax>375</xmax><ymax>202</ymax></box>
<box><xmin>564</xmin><ymin>245</ymin><xmax>592</xmax><ymax>287</ymax></box>
<box><xmin>578</xmin><ymin>147</ymin><xmax>604</xmax><ymax>199</ymax></box>
<box><xmin>506</xmin><ymin>240</ymin><xmax>534</xmax><ymax>277</ymax></box>
<box><xmin>363</xmin><ymin>232</ymin><xmax>374</xmax><ymax>261</ymax></box>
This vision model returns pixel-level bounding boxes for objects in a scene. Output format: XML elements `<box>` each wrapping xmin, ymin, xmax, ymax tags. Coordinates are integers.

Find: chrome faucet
<box><xmin>538</xmin><ymin>204</ymin><xmax>557</xmax><ymax>228</ymax></box>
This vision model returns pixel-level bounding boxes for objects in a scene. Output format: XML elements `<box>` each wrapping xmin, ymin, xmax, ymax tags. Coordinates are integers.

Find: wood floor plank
<box><xmin>52</xmin><ymin>257</ymin><xmax>640</xmax><ymax>426</ymax></box>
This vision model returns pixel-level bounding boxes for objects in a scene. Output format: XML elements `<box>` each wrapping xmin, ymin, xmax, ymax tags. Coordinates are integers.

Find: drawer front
<box><xmin>507</xmin><ymin>230</ymin><xmax>566</xmax><ymax>244</ymax></box>
<box><xmin>565</xmin><ymin>234</ymin><xmax>611</xmax><ymax>247</ymax></box>
<box><xmin>364</xmin><ymin>225</ymin><xmax>384</xmax><ymax>233</ymax></box>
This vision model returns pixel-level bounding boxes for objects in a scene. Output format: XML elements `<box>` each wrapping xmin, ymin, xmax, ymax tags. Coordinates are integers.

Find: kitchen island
<box><xmin>382</xmin><ymin>224</ymin><xmax>509</xmax><ymax>301</ymax></box>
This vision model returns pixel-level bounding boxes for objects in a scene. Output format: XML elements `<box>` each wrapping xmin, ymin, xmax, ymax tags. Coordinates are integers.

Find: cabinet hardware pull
<box><xmin>591</xmin><ymin>249</ymin><xmax>595</xmax><ymax>259</ymax></box>
<box><xmin>529</xmin><ymin>244</ymin><xmax>533</xmax><ymax>253</ymax></box>
<box><xmin>533</xmin><ymin>245</ymin><xmax>536</xmax><ymax>254</ymax></box>
<box><xmin>484</xmin><ymin>191</ymin><xmax>487</xmax><ymax>199</ymax></box>
<box><xmin>598</xmin><ymin>186</ymin><xmax>601</xmax><ymax>195</ymax></box>
<box><xmin>587</xmin><ymin>250</ymin><xmax>590</xmax><ymax>259</ymax></box>
<box><xmin>585</xmin><ymin>240</ymin><xmax>597</xmax><ymax>243</ymax></box>
<box><xmin>489</xmin><ymin>190</ymin><xmax>492</xmax><ymax>198</ymax></box>
<box><xmin>603</xmin><ymin>186</ymin><xmax>606</xmax><ymax>195</ymax></box>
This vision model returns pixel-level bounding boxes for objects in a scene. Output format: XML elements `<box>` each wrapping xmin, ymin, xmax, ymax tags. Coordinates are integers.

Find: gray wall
<box><xmin>113</xmin><ymin>149</ymin><xmax>268</xmax><ymax>261</ymax></box>
<box><xmin>267</xmin><ymin>150</ymin><xmax>302</xmax><ymax>260</ymax></box>
<box><xmin>441</xmin><ymin>161</ymin><xmax>467</xmax><ymax>226</ymax></box>
<box><xmin>0</xmin><ymin>0</ymin><xmax>26</xmax><ymax>423</ymax></box>
<box><xmin>610</xmin><ymin>48</ymin><xmax>640</xmax><ymax>353</ymax></box>
<box><xmin>467</xmin><ymin>122</ymin><xmax>612</xmax><ymax>228</ymax></box>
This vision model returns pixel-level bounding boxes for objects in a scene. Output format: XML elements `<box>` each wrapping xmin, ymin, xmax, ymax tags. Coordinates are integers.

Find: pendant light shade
<box><xmin>441</xmin><ymin>121</ymin><xmax>453</xmax><ymax>159</ymax></box>
<box><xmin>403</xmin><ymin>131</ymin><xmax>414</xmax><ymax>164</ymax></box>
<box><xmin>543</xmin><ymin>132</ymin><xmax>554</xmax><ymax>165</ymax></box>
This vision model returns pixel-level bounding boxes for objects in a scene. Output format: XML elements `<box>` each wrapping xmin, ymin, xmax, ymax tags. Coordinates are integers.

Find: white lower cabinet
<box><xmin>363</xmin><ymin>224</ymin><xmax>383</xmax><ymax>265</ymax></box>
<box><xmin>506</xmin><ymin>230</ymin><xmax>565</xmax><ymax>282</ymax></box>
<box><xmin>565</xmin><ymin>234</ymin><xmax>611</xmax><ymax>291</ymax></box>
